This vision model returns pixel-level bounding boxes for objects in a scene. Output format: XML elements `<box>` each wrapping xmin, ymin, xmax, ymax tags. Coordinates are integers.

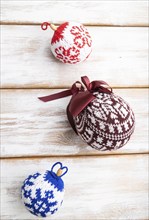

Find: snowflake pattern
<box><xmin>55</xmin><ymin>46</ymin><xmax>80</xmax><ymax>64</ymax></box>
<box><xmin>109</xmin><ymin>124</ymin><xmax>115</xmax><ymax>133</ymax></box>
<box><xmin>51</xmin><ymin>22</ymin><xmax>92</xmax><ymax>64</ymax></box>
<box><xmin>70</xmin><ymin>25</ymin><xmax>92</xmax><ymax>48</ymax></box>
<box><xmin>21</xmin><ymin>171</ymin><xmax>64</xmax><ymax>217</ymax></box>
<box><xmin>74</xmin><ymin>92</ymin><xmax>135</xmax><ymax>151</ymax></box>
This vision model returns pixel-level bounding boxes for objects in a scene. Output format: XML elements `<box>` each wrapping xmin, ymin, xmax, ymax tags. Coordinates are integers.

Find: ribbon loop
<box><xmin>38</xmin><ymin>76</ymin><xmax>112</xmax><ymax>116</ymax></box>
<box><xmin>81</xmin><ymin>76</ymin><xmax>112</xmax><ymax>94</ymax></box>
<box><xmin>90</xmin><ymin>80</ymin><xmax>112</xmax><ymax>93</ymax></box>
<box><xmin>38</xmin><ymin>76</ymin><xmax>113</xmax><ymax>134</ymax></box>
<box><xmin>71</xmin><ymin>81</ymin><xmax>84</xmax><ymax>95</ymax></box>
<box><xmin>38</xmin><ymin>81</ymin><xmax>84</xmax><ymax>102</ymax></box>
<box><xmin>81</xmin><ymin>76</ymin><xmax>91</xmax><ymax>90</ymax></box>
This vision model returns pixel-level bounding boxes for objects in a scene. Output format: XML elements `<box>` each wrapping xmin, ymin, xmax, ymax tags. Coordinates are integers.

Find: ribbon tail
<box><xmin>38</xmin><ymin>89</ymin><xmax>72</xmax><ymax>102</ymax></box>
<box><xmin>68</xmin><ymin>91</ymin><xmax>95</xmax><ymax>117</ymax></box>
<box><xmin>66</xmin><ymin>105</ymin><xmax>78</xmax><ymax>134</ymax></box>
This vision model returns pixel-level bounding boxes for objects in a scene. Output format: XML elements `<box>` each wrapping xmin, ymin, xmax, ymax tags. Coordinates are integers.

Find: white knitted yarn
<box><xmin>51</xmin><ymin>22</ymin><xmax>92</xmax><ymax>64</ymax></box>
<box><xmin>74</xmin><ymin>92</ymin><xmax>135</xmax><ymax>151</ymax></box>
<box><xmin>21</xmin><ymin>172</ymin><xmax>65</xmax><ymax>217</ymax></box>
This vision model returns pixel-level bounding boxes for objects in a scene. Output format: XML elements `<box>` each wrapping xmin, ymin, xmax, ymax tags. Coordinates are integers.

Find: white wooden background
<box><xmin>1</xmin><ymin>1</ymin><xmax>149</xmax><ymax>220</ymax></box>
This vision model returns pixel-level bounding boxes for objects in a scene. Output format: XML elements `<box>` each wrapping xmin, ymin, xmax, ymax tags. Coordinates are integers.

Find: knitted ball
<box><xmin>21</xmin><ymin>162</ymin><xmax>68</xmax><ymax>217</ymax></box>
<box><xmin>38</xmin><ymin>76</ymin><xmax>135</xmax><ymax>151</ymax></box>
<box><xmin>41</xmin><ymin>21</ymin><xmax>92</xmax><ymax>64</ymax></box>
<box><xmin>74</xmin><ymin>92</ymin><xmax>135</xmax><ymax>151</ymax></box>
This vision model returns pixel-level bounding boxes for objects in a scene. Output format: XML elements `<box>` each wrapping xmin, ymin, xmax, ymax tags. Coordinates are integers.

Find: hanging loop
<box><xmin>41</xmin><ymin>22</ymin><xmax>51</xmax><ymax>30</ymax></box>
<box><xmin>51</xmin><ymin>162</ymin><xmax>68</xmax><ymax>178</ymax></box>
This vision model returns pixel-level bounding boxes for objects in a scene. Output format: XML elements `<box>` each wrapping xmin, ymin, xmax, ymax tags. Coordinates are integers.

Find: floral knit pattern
<box><xmin>55</xmin><ymin>46</ymin><xmax>80</xmax><ymax>64</ymax></box>
<box><xmin>51</xmin><ymin>22</ymin><xmax>92</xmax><ymax>64</ymax></box>
<box><xmin>70</xmin><ymin>25</ymin><xmax>92</xmax><ymax>48</ymax></box>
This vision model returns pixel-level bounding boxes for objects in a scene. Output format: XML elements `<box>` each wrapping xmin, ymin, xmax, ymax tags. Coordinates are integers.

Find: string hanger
<box><xmin>41</xmin><ymin>22</ymin><xmax>58</xmax><ymax>31</ymax></box>
<box><xmin>51</xmin><ymin>162</ymin><xmax>68</xmax><ymax>178</ymax></box>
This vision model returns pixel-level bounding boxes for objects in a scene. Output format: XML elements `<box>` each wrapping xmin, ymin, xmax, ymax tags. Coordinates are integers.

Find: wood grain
<box><xmin>1</xmin><ymin>155</ymin><xmax>148</xmax><ymax>220</ymax></box>
<box><xmin>1</xmin><ymin>1</ymin><xmax>148</xmax><ymax>220</ymax></box>
<box><xmin>1</xmin><ymin>1</ymin><xmax>148</xmax><ymax>26</ymax></box>
<box><xmin>1</xmin><ymin>25</ymin><xmax>148</xmax><ymax>88</ymax></box>
<box><xmin>1</xmin><ymin>89</ymin><xmax>148</xmax><ymax>157</ymax></box>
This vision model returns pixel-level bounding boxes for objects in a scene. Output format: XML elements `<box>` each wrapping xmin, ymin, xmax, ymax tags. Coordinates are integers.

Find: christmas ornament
<box><xmin>38</xmin><ymin>76</ymin><xmax>135</xmax><ymax>151</ymax></box>
<box><xmin>21</xmin><ymin>162</ymin><xmax>68</xmax><ymax>217</ymax></box>
<box><xmin>41</xmin><ymin>21</ymin><xmax>92</xmax><ymax>64</ymax></box>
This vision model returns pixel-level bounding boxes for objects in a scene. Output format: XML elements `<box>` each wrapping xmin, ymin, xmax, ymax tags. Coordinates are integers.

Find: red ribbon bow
<box><xmin>38</xmin><ymin>76</ymin><xmax>112</xmax><ymax>133</ymax></box>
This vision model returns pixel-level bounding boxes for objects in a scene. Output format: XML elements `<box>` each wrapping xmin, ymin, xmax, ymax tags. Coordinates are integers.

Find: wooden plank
<box><xmin>1</xmin><ymin>25</ymin><xmax>148</xmax><ymax>88</ymax></box>
<box><xmin>1</xmin><ymin>89</ymin><xmax>148</xmax><ymax>157</ymax></box>
<box><xmin>1</xmin><ymin>1</ymin><xmax>148</xmax><ymax>26</ymax></box>
<box><xmin>1</xmin><ymin>155</ymin><xmax>148</xmax><ymax>219</ymax></box>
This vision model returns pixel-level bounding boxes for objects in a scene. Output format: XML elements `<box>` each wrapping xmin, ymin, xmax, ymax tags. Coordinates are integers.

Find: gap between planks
<box><xmin>1</xmin><ymin>25</ymin><xmax>148</xmax><ymax>88</ymax></box>
<box><xmin>1</xmin><ymin>152</ymin><xmax>149</xmax><ymax>160</ymax></box>
<box><xmin>1</xmin><ymin>22</ymin><xmax>149</xmax><ymax>28</ymax></box>
<box><xmin>1</xmin><ymin>0</ymin><xmax>148</xmax><ymax>27</ymax></box>
<box><xmin>1</xmin><ymin>88</ymin><xmax>148</xmax><ymax>157</ymax></box>
<box><xmin>1</xmin><ymin>87</ymin><xmax>149</xmax><ymax>90</ymax></box>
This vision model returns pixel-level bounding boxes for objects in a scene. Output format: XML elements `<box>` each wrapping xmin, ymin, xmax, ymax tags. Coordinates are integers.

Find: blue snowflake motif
<box><xmin>22</xmin><ymin>167</ymin><xmax>67</xmax><ymax>217</ymax></box>
<box><xmin>23</xmin><ymin>188</ymin><xmax>59</xmax><ymax>217</ymax></box>
<box><xmin>21</xmin><ymin>173</ymin><xmax>41</xmax><ymax>195</ymax></box>
<box><xmin>23</xmin><ymin>189</ymin><xmax>32</xmax><ymax>199</ymax></box>
<box><xmin>45</xmin><ymin>190</ymin><xmax>54</xmax><ymax>199</ymax></box>
<box><xmin>23</xmin><ymin>173</ymin><xmax>41</xmax><ymax>187</ymax></box>
<box><xmin>33</xmin><ymin>173</ymin><xmax>40</xmax><ymax>179</ymax></box>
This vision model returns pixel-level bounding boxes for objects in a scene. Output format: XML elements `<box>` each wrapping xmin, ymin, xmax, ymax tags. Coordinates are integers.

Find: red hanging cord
<box><xmin>41</xmin><ymin>22</ymin><xmax>51</xmax><ymax>31</ymax></box>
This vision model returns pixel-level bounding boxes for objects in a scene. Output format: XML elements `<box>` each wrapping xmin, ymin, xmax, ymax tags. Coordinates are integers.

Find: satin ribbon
<box><xmin>38</xmin><ymin>76</ymin><xmax>112</xmax><ymax>133</ymax></box>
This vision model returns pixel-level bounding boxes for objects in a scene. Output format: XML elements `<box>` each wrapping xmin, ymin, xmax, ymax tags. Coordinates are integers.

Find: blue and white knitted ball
<box><xmin>21</xmin><ymin>162</ymin><xmax>68</xmax><ymax>217</ymax></box>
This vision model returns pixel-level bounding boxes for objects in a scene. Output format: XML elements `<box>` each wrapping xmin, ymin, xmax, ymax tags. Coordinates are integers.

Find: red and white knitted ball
<box><xmin>74</xmin><ymin>92</ymin><xmax>135</xmax><ymax>151</ymax></box>
<box><xmin>41</xmin><ymin>22</ymin><xmax>92</xmax><ymax>64</ymax></box>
